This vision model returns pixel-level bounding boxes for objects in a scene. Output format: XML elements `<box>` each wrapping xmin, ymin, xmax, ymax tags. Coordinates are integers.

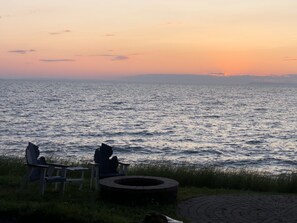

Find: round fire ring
<box><xmin>99</xmin><ymin>176</ymin><xmax>179</xmax><ymax>205</ymax></box>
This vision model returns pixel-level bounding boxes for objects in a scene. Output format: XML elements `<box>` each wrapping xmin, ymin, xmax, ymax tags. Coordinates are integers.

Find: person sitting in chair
<box><xmin>94</xmin><ymin>143</ymin><xmax>119</xmax><ymax>176</ymax></box>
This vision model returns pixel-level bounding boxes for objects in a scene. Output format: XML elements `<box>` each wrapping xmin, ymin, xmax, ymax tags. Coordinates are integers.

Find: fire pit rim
<box><xmin>99</xmin><ymin>175</ymin><xmax>179</xmax><ymax>191</ymax></box>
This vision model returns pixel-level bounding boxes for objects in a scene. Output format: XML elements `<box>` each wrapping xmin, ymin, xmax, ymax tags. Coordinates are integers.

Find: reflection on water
<box><xmin>1</xmin><ymin>79</ymin><xmax>297</xmax><ymax>174</ymax></box>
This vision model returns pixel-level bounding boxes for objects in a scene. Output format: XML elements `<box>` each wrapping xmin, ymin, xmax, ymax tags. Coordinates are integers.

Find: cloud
<box><xmin>0</xmin><ymin>14</ymin><xmax>10</xmax><ymax>20</ymax></box>
<box><xmin>100</xmin><ymin>54</ymin><xmax>130</xmax><ymax>61</ymax></box>
<box><xmin>49</xmin><ymin>30</ymin><xmax>71</xmax><ymax>35</ymax></box>
<box><xmin>88</xmin><ymin>51</ymin><xmax>137</xmax><ymax>61</ymax></box>
<box><xmin>104</xmin><ymin>34</ymin><xmax>115</xmax><ymax>37</ymax></box>
<box><xmin>112</xmin><ymin>55</ymin><xmax>129</xmax><ymax>61</ymax></box>
<box><xmin>40</xmin><ymin>59</ymin><xmax>76</xmax><ymax>62</ymax></box>
<box><xmin>8</xmin><ymin>49</ymin><xmax>36</xmax><ymax>54</ymax></box>
<box><xmin>283</xmin><ymin>57</ymin><xmax>297</xmax><ymax>61</ymax></box>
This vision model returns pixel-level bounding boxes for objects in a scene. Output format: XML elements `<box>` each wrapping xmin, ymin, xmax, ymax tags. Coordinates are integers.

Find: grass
<box><xmin>1</xmin><ymin>156</ymin><xmax>297</xmax><ymax>223</ymax></box>
<box><xmin>130</xmin><ymin>164</ymin><xmax>297</xmax><ymax>194</ymax></box>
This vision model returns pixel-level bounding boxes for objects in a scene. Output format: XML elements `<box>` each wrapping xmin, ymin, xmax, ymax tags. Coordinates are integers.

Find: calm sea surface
<box><xmin>1</xmin><ymin>79</ymin><xmax>297</xmax><ymax>174</ymax></box>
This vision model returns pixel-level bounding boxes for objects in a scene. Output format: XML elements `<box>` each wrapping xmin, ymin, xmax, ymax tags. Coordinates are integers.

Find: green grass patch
<box><xmin>130</xmin><ymin>164</ymin><xmax>297</xmax><ymax>194</ymax></box>
<box><xmin>1</xmin><ymin>156</ymin><xmax>297</xmax><ymax>222</ymax></box>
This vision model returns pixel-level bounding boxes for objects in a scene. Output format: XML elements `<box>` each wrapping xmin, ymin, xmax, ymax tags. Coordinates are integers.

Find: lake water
<box><xmin>1</xmin><ymin>79</ymin><xmax>297</xmax><ymax>174</ymax></box>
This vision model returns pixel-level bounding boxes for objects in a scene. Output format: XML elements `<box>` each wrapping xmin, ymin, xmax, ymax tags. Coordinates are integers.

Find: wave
<box><xmin>246</xmin><ymin>140</ymin><xmax>264</xmax><ymax>145</ymax></box>
<box><xmin>1</xmin><ymin>80</ymin><xmax>297</xmax><ymax>174</ymax></box>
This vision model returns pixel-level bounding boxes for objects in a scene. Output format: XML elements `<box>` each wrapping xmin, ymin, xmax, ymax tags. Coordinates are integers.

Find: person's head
<box><xmin>100</xmin><ymin>143</ymin><xmax>113</xmax><ymax>158</ymax></box>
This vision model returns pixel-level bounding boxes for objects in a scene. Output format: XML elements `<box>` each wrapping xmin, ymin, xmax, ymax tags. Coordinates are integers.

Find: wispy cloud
<box><xmin>112</xmin><ymin>55</ymin><xmax>129</xmax><ymax>61</ymax></box>
<box><xmin>40</xmin><ymin>59</ymin><xmax>75</xmax><ymax>62</ymax></box>
<box><xmin>49</xmin><ymin>30</ymin><xmax>71</xmax><ymax>35</ymax></box>
<box><xmin>100</xmin><ymin>54</ymin><xmax>130</xmax><ymax>61</ymax></box>
<box><xmin>87</xmin><ymin>51</ymin><xmax>139</xmax><ymax>61</ymax></box>
<box><xmin>104</xmin><ymin>34</ymin><xmax>115</xmax><ymax>37</ymax></box>
<box><xmin>283</xmin><ymin>57</ymin><xmax>297</xmax><ymax>61</ymax></box>
<box><xmin>8</xmin><ymin>49</ymin><xmax>36</xmax><ymax>54</ymax></box>
<box><xmin>0</xmin><ymin>15</ymin><xmax>8</xmax><ymax>19</ymax></box>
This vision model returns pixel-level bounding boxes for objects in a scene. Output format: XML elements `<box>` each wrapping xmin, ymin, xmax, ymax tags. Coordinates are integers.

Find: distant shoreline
<box><xmin>119</xmin><ymin>74</ymin><xmax>297</xmax><ymax>86</ymax></box>
<box><xmin>1</xmin><ymin>74</ymin><xmax>297</xmax><ymax>86</ymax></box>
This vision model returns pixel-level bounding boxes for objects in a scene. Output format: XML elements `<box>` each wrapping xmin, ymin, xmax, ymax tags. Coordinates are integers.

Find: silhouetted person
<box><xmin>94</xmin><ymin>143</ymin><xmax>119</xmax><ymax>176</ymax></box>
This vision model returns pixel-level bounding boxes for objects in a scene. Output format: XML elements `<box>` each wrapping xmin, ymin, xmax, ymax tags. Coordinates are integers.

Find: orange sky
<box><xmin>1</xmin><ymin>0</ymin><xmax>297</xmax><ymax>79</ymax></box>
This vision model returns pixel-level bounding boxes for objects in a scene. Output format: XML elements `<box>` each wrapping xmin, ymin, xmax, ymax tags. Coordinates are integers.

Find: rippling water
<box><xmin>1</xmin><ymin>79</ymin><xmax>297</xmax><ymax>174</ymax></box>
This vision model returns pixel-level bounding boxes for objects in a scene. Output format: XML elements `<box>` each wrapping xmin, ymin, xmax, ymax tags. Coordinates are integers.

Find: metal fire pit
<box><xmin>99</xmin><ymin>176</ymin><xmax>179</xmax><ymax>205</ymax></box>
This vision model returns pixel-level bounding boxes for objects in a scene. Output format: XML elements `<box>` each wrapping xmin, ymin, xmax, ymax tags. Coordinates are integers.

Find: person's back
<box><xmin>25</xmin><ymin>142</ymin><xmax>47</xmax><ymax>180</ymax></box>
<box><xmin>94</xmin><ymin>143</ymin><xmax>119</xmax><ymax>174</ymax></box>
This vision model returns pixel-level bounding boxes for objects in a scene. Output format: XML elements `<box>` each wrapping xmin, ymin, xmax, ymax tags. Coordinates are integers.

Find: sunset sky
<box><xmin>1</xmin><ymin>0</ymin><xmax>297</xmax><ymax>79</ymax></box>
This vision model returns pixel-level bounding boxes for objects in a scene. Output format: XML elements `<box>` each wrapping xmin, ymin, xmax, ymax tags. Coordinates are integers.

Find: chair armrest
<box><xmin>119</xmin><ymin>162</ymin><xmax>130</xmax><ymax>166</ymax></box>
<box><xmin>24</xmin><ymin>163</ymin><xmax>49</xmax><ymax>169</ymax></box>
<box><xmin>90</xmin><ymin>162</ymin><xmax>100</xmax><ymax>166</ymax></box>
<box><xmin>66</xmin><ymin>167</ymin><xmax>88</xmax><ymax>171</ymax></box>
<box><xmin>46</xmin><ymin>163</ymin><xmax>69</xmax><ymax>168</ymax></box>
<box><xmin>118</xmin><ymin>162</ymin><xmax>130</xmax><ymax>175</ymax></box>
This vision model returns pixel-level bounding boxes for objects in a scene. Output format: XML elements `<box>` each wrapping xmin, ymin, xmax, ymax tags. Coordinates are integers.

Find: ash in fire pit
<box><xmin>115</xmin><ymin>178</ymin><xmax>163</xmax><ymax>186</ymax></box>
<box><xmin>99</xmin><ymin>176</ymin><xmax>179</xmax><ymax>205</ymax></box>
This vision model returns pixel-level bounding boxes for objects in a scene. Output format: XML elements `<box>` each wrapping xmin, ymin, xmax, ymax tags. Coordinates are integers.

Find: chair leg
<box><xmin>95</xmin><ymin>166</ymin><xmax>99</xmax><ymax>191</ymax></box>
<box><xmin>60</xmin><ymin>182</ymin><xmax>65</xmax><ymax>194</ymax></box>
<box><xmin>90</xmin><ymin>165</ymin><xmax>100</xmax><ymax>191</ymax></box>
<box><xmin>90</xmin><ymin>166</ymin><xmax>94</xmax><ymax>190</ymax></box>
<box><xmin>60</xmin><ymin>168</ymin><xmax>66</xmax><ymax>194</ymax></box>
<box><xmin>21</xmin><ymin>167</ymin><xmax>33</xmax><ymax>189</ymax></box>
<box><xmin>40</xmin><ymin>169</ymin><xmax>47</xmax><ymax>195</ymax></box>
<box><xmin>54</xmin><ymin>169</ymin><xmax>59</xmax><ymax>191</ymax></box>
<box><xmin>79</xmin><ymin>171</ymin><xmax>85</xmax><ymax>190</ymax></box>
